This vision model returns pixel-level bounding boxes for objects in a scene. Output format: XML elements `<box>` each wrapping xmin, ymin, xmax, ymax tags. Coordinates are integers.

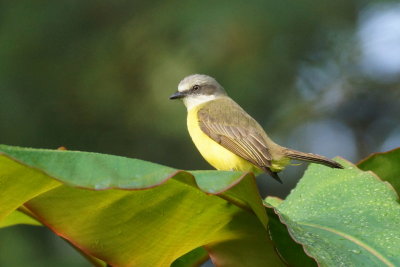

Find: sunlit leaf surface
<box><xmin>0</xmin><ymin>210</ymin><xmax>41</xmax><ymax>229</ymax></box>
<box><xmin>265</xmin><ymin>159</ymin><xmax>400</xmax><ymax>267</ymax></box>
<box><xmin>0</xmin><ymin>145</ymin><xmax>282</xmax><ymax>267</ymax></box>
<box><xmin>358</xmin><ymin>148</ymin><xmax>400</xmax><ymax>194</ymax></box>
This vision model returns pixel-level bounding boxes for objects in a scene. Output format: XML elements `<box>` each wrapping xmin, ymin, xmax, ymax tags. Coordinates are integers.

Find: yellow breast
<box><xmin>187</xmin><ymin>104</ymin><xmax>261</xmax><ymax>173</ymax></box>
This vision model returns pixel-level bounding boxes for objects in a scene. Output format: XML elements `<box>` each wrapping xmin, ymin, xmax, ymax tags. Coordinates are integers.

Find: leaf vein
<box><xmin>300</xmin><ymin>222</ymin><xmax>395</xmax><ymax>267</ymax></box>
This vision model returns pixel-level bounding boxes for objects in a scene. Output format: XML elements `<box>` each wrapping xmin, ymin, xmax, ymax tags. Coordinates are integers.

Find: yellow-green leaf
<box><xmin>0</xmin><ymin>144</ymin><xmax>283</xmax><ymax>266</ymax></box>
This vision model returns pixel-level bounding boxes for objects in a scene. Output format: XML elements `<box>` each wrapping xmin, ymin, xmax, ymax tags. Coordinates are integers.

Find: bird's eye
<box><xmin>192</xmin><ymin>85</ymin><xmax>200</xmax><ymax>90</ymax></box>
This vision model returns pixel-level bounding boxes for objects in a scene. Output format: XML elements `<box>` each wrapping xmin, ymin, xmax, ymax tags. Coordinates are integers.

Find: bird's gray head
<box><xmin>169</xmin><ymin>74</ymin><xmax>227</xmax><ymax>110</ymax></box>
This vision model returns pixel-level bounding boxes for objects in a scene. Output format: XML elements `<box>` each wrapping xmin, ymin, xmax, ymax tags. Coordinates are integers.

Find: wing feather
<box><xmin>197</xmin><ymin>98</ymin><xmax>273</xmax><ymax>169</ymax></box>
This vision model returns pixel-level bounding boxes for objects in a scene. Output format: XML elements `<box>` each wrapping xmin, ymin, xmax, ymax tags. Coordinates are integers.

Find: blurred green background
<box><xmin>1</xmin><ymin>0</ymin><xmax>399</xmax><ymax>266</ymax></box>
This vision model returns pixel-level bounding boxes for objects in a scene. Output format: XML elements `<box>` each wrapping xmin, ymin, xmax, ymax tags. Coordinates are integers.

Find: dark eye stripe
<box><xmin>189</xmin><ymin>85</ymin><xmax>200</xmax><ymax>93</ymax></box>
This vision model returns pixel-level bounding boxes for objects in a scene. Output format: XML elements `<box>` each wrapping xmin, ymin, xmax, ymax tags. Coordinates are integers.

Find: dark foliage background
<box><xmin>1</xmin><ymin>0</ymin><xmax>399</xmax><ymax>266</ymax></box>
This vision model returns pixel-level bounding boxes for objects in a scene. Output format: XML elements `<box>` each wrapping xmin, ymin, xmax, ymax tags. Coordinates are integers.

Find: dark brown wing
<box><xmin>197</xmin><ymin>97</ymin><xmax>273</xmax><ymax>170</ymax></box>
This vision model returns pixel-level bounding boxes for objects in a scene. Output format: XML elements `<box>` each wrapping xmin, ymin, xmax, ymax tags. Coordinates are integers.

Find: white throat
<box><xmin>183</xmin><ymin>94</ymin><xmax>219</xmax><ymax>110</ymax></box>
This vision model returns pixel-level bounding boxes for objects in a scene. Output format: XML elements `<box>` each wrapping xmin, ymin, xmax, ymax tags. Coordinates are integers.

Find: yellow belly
<box><xmin>187</xmin><ymin>105</ymin><xmax>261</xmax><ymax>173</ymax></box>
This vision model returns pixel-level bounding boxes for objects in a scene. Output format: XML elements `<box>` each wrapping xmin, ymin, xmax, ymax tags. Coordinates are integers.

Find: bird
<box><xmin>169</xmin><ymin>74</ymin><xmax>343</xmax><ymax>183</ymax></box>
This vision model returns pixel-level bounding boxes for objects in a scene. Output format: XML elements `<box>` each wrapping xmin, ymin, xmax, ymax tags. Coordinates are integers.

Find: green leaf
<box><xmin>193</xmin><ymin>170</ymin><xmax>269</xmax><ymax>228</ymax></box>
<box><xmin>0</xmin><ymin>144</ymin><xmax>283</xmax><ymax>266</ymax></box>
<box><xmin>203</xmin><ymin>210</ymin><xmax>281</xmax><ymax>267</ymax></box>
<box><xmin>171</xmin><ymin>247</ymin><xmax>209</xmax><ymax>267</ymax></box>
<box><xmin>0</xmin><ymin>151</ymin><xmax>60</xmax><ymax>221</ymax></box>
<box><xmin>265</xmin><ymin>158</ymin><xmax>400</xmax><ymax>267</ymax></box>
<box><xmin>0</xmin><ymin>210</ymin><xmax>42</xmax><ymax>228</ymax></box>
<box><xmin>265</xmin><ymin>200</ymin><xmax>317</xmax><ymax>267</ymax></box>
<box><xmin>0</xmin><ymin>144</ymin><xmax>176</xmax><ymax>190</ymax></box>
<box><xmin>358</xmin><ymin>148</ymin><xmax>400</xmax><ymax>194</ymax></box>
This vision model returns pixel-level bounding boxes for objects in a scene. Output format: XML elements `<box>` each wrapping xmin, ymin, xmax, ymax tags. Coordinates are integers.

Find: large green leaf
<box><xmin>265</xmin><ymin>158</ymin><xmax>400</xmax><ymax>267</ymax></box>
<box><xmin>358</xmin><ymin>148</ymin><xmax>400</xmax><ymax>194</ymax></box>
<box><xmin>0</xmin><ymin>145</ymin><xmax>283</xmax><ymax>267</ymax></box>
<box><xmin>0</xmin><ymin>210</ymin><xmax>41</xmax><ymax>229</ymax></box>
<box><xmin>0</xmin><ymin>153</ymin><xmax>60</xmax><ymax>221</ymax></box>
<box><xmin>265</xmin><ymin>202</ymin><xmax>317</xmax><ymax>267</ymax></box>
<box><xmin>0</xmin><ymin>145</ymin><xmax>176</xmax><ymax>190</ymax></box>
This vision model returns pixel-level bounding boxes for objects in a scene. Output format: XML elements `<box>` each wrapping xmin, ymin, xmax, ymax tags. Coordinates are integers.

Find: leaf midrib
<box><xmin>299</xmin><ymin>222</ymin><xmax>395</xmax><ymax>267</ymax></box>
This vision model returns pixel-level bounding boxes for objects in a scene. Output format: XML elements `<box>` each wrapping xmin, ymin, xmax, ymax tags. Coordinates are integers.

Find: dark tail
<box><xmin>284</xmin><ymin>148</ymin><xmax>343</xmax><ymax>169</ymax></box>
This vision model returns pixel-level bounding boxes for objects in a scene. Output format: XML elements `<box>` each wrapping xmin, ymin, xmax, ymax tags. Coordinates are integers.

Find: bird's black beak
<box><xmin>169</xmin><ymin>91</ymin><xmax>185</xmax><ymax>100</ymax></box>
